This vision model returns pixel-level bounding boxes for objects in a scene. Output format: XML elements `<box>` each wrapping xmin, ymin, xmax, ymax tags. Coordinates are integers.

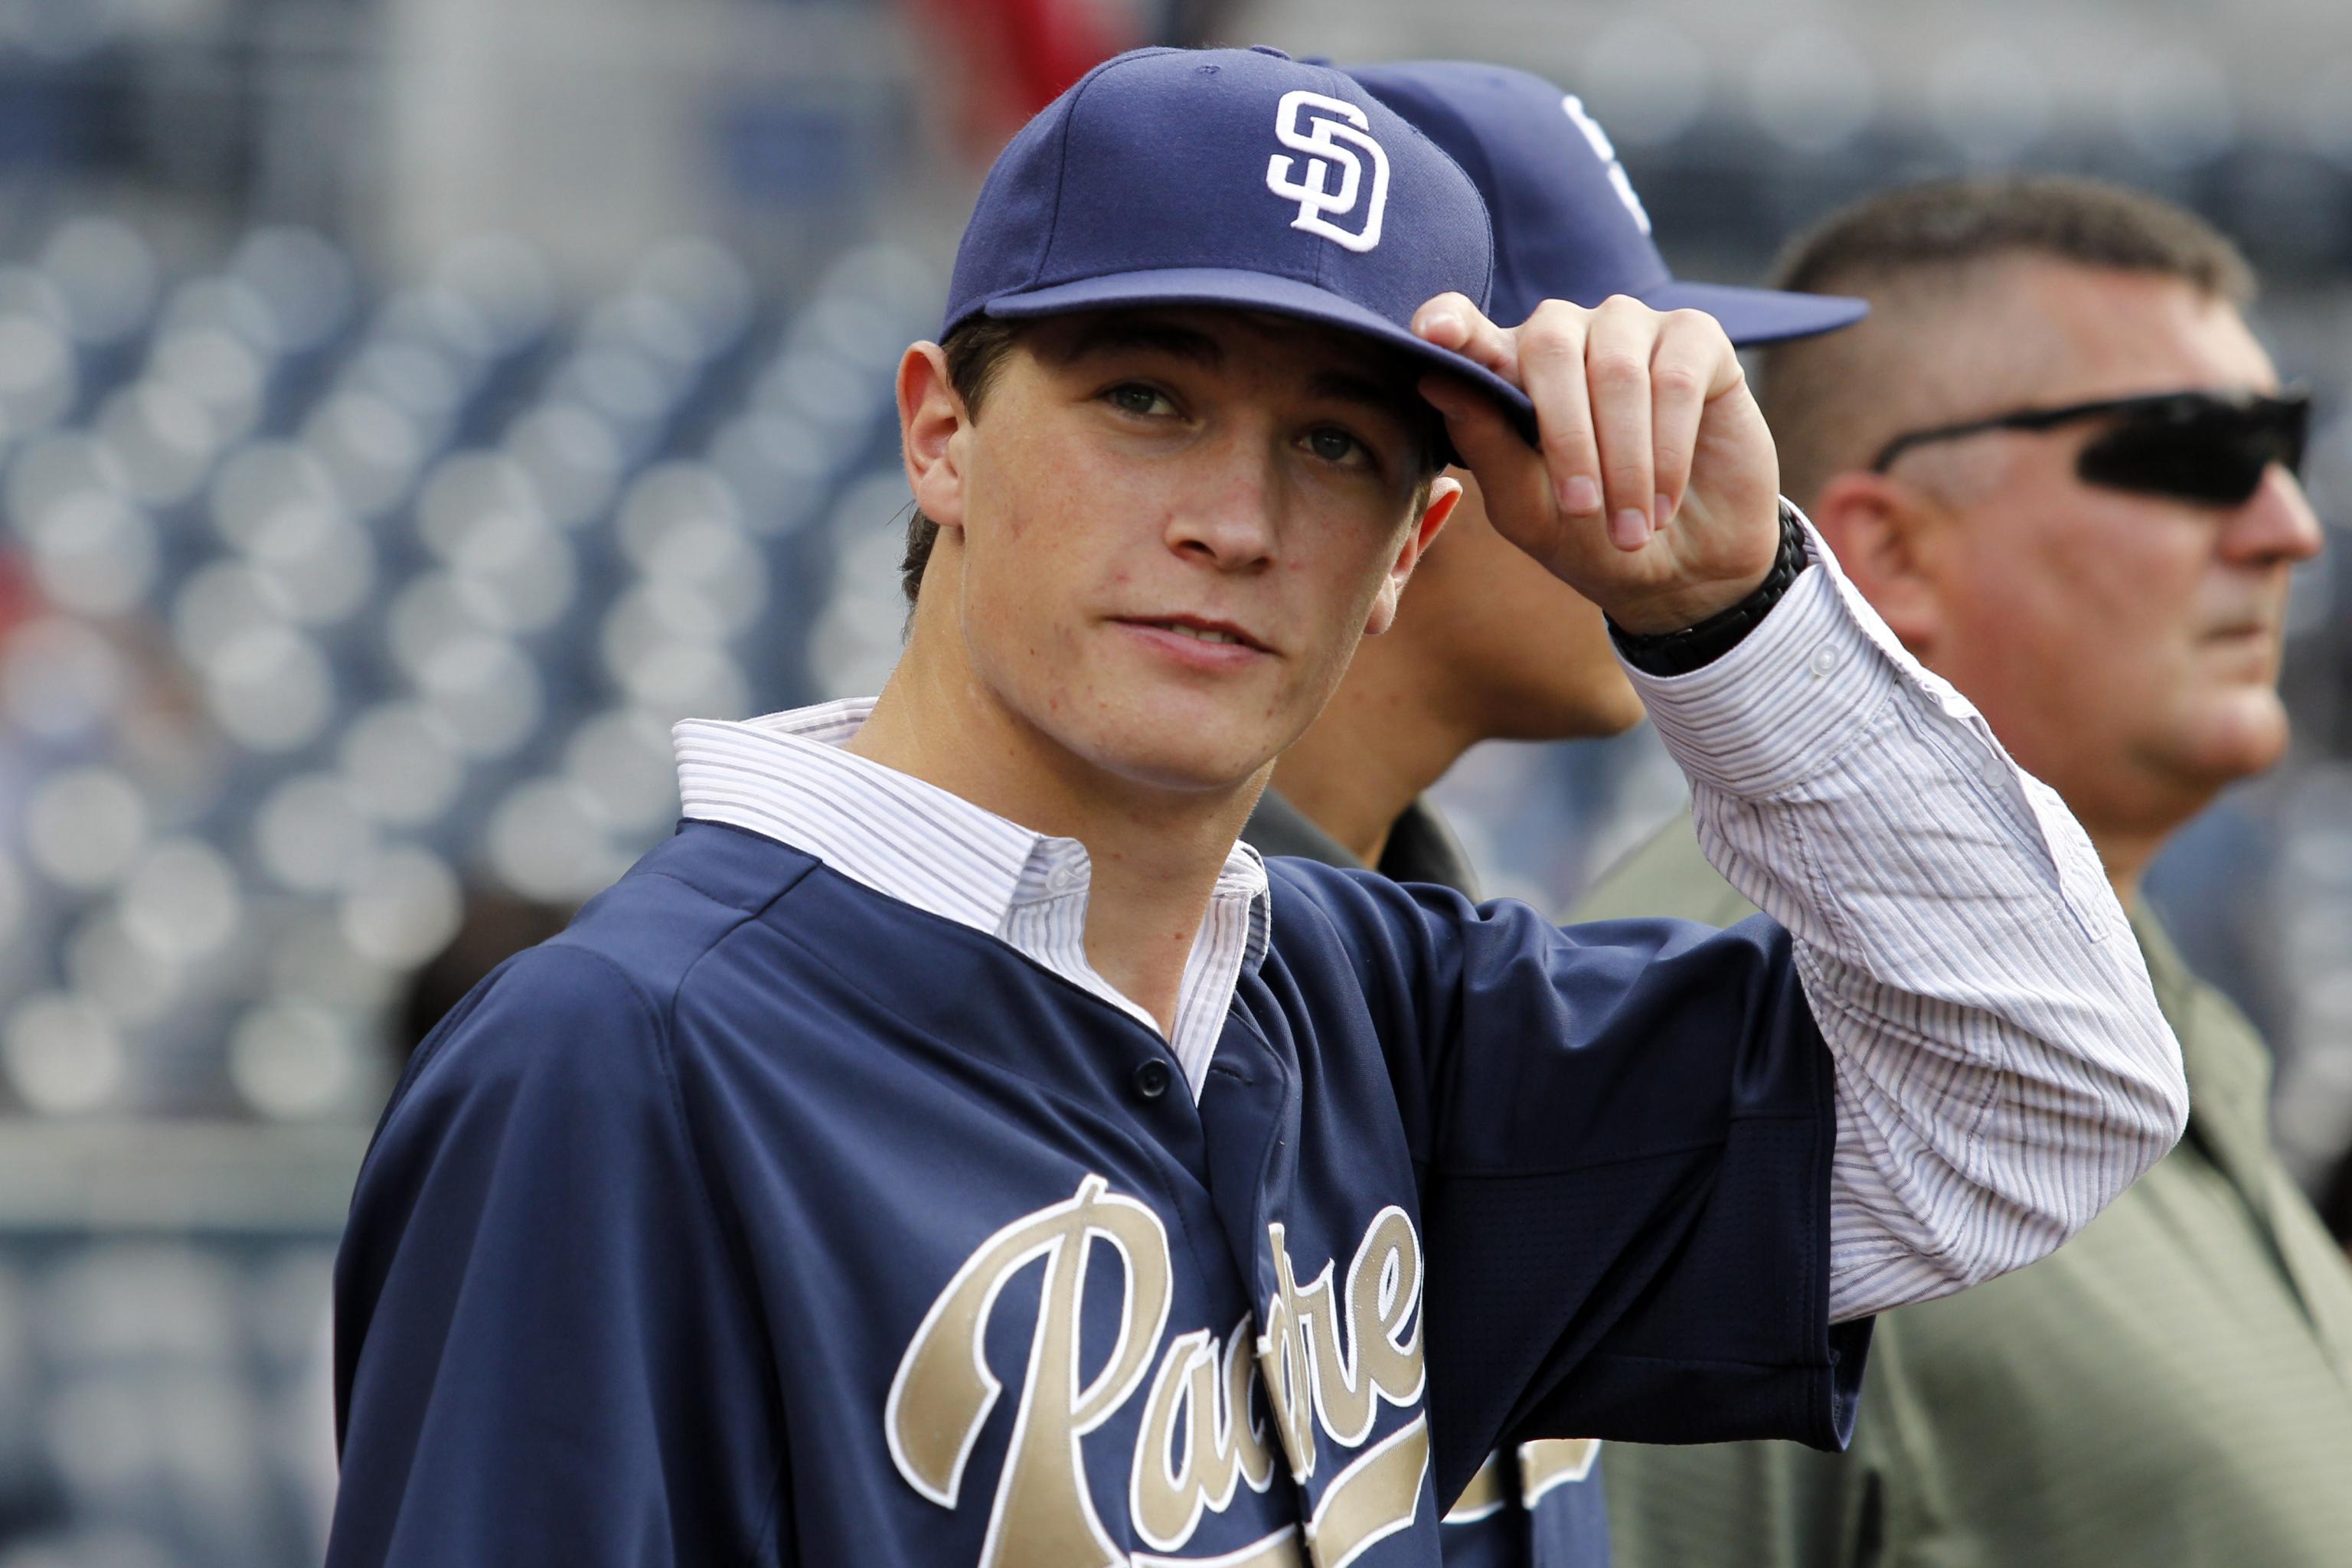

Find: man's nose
<box><xmin>1165</xmin><ymin>444</ymin><xmax>1282</xmax><ymax>571</ymax></box>
<box><xmin>2224</xmin><ymin>467</ymin><xmax>2326</xmax><ymax>566</ymax></box>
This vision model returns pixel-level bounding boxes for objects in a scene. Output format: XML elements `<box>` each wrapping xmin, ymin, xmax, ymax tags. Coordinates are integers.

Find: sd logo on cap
<box><xmin>943</xmin><ymin>45</ymin><xmax>1537</xmax><ymax>441</ymax></box>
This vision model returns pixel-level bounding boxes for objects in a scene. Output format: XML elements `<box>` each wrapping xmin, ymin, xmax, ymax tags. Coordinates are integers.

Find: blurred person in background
<box><xmin>902</xmin><ymin>0</ymin><xmax>1243</xmax><ymax>146</ymax></box>
<box><xmin>1236</xmin><ymin>60</ymin><xmax>1864</xmax><ymax>1568</ymax></box>
<box><xmin>1581</xmin><ymin>175</ymin><xmax>2352</xmax><ymax>1567</ymax></box>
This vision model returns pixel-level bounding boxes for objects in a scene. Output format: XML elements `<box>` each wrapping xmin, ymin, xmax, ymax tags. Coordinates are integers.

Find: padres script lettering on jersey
<box><xmin>889</xmin><ymin>1177</ymin><xmax>1429</xmax><ymax>1568</ymax></box>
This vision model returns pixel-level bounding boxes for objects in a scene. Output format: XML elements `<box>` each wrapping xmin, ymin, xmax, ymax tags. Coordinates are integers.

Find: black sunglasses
<box><xmin>1868</xmin><ymin>387</ymin><xmax>2311</xmax><ymax>506</ymax></box>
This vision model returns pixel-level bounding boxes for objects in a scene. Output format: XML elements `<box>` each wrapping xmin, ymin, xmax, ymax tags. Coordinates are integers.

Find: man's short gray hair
<box><xmin>1758</xmin><ymin>176</ymin><xmax>2256</xmax><ymax>505</ymax></box>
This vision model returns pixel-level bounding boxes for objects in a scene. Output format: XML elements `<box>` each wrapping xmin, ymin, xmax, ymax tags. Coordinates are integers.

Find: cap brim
<box><xmin>1642</xmin><ymin>281</ymin><xmax>1868</xmax><ymax>345</ymax></box>
<box><xmin>983</xmin><ymin>267</ymin><xmax>1537</xmax><ymax>458</ymax></box>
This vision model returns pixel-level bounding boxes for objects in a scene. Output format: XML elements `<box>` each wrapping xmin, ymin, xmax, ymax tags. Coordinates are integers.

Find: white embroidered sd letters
<box><xmin>1560</xmin><ymin>95</ymin><xmax>1651</xmax><ymax>237</ymax></box>
<box><xmin>1265</xmin><ymin>90</ymin><xmax>1390</xmax><ymax>253</ymax></box>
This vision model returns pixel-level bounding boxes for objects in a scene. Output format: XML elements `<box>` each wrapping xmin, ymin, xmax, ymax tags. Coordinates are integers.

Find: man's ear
<box><xmin>1364</xmin><ymin>475</ymin><xmax>1462</xmax><ymax>636</ymax></box>
<box><xmin>899</xmin><ymin>341</ymin><xmax>969</xmax><ymax>531</ymax></box>
<box><xmin>1808</xmin><ymin>469</ymin><xmax>1945</xmax><ymax>658</ymax></box>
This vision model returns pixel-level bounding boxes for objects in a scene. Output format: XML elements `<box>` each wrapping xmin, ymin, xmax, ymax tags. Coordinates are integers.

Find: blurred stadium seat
<box><xmin>0</xmin><ymin>212</ymin><xmax>931</xmax><ymax>1565</ymax></box>
<box><xmin>0</xmin><ymin>220</ymin><xmax>936</xmax><ymax>1128</ymax></box>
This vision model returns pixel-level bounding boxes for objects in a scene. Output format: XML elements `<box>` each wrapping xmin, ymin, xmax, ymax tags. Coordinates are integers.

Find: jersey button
<box><xmin>1132</xmin><ymin>1059</ymin><xmax>1173</xmax><ymax>1100</ymax></box>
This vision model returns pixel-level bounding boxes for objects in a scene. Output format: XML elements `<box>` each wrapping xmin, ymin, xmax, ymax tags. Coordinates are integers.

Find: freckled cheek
<box><xmin>1278</xmin><ymin>541</ymin><xmax>1381</xmax><ymax>687</ymax></box>
<box><xmin>963</xmin><ymin>537</ymin><xmax>1080</xmax><ymax>698</ymax></box>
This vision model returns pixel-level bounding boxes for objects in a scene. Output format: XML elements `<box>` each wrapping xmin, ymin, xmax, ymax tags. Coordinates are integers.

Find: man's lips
<box><xmin>1109</xmin><ymin>614</ymin><xmax>1276</xmax><ymax>655</ymax></box>
<box><xmin>2202</xmin><ymin>617</ymin><xmax>2279</xmax><ymax>643</ymax></box>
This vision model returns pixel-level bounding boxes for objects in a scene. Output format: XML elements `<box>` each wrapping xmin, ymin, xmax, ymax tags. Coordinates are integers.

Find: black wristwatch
<box><xmin>1608</xmin><ymin>501</ymin><xmax>1811</xmax><ymax>677</ymax></box>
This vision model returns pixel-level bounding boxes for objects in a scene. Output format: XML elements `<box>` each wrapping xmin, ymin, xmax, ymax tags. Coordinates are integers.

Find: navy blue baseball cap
<box><xmin>945</xmin><ymin>46</ymin><xmax>1536</xmax><ymax>439</ymax></box>
<box><xmin>1348</xmin><ymin>60</ymin><xmax>1867</xmax><ymax>345</ymax></box>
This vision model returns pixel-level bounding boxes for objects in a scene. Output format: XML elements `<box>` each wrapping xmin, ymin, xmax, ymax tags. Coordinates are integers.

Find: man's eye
<box><xmin>1305</xmin><ymin>426</ymin><xmax>1366</xmax><ymax>466</ymax></box>
<box><xmin>1106</xmin><ymin>384</ymin><xmax>1173</xmax><ymax>416</ymax></box>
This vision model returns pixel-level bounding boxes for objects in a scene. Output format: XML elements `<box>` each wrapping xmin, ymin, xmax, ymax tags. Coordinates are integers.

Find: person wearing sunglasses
<box><xmin>1867</xmin><ymin>385</ymin><xmax>2309</xmax><ymax>505</ymax></box>
<box><xmin>1581</xmin><ymin>175</ymin><xmax>2352</xmax><ymax>1568</ymax></box>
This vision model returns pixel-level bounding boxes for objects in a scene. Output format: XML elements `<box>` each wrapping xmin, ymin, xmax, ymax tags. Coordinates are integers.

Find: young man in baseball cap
<box><xmin>1233</xmin><ymin>60</ymin><xmax>1868</xmax><ymax>1568</ymax></box>
<box><xmin>328</xmin><ymin>47</ymin><xmax>2184</xmax><ymax>1568</ymax></box>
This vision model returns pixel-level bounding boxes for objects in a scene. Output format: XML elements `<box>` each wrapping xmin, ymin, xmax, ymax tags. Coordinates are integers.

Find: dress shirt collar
<box><xmin>671</xmin><ymin>699</ymin><xmax>1272</xmax><ymax>1083</ymax></box>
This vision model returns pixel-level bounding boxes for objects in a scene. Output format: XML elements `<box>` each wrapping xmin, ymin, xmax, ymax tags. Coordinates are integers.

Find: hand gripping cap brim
<box><xmin>946</xmin><ymin>46</ymin><xmax>1537</xmax><ymax>450</ymax></box>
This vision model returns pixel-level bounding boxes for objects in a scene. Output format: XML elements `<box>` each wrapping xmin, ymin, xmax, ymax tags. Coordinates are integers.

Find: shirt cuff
<box><xmin>1619</xmin><ymin>507</ymin><xmax>1922</xmax><ymax>799</ymax></box>
<box><xmin>1611</xmin><ymin>501</ymin><xmax>1811</xmax><ymax>676</ymax></box>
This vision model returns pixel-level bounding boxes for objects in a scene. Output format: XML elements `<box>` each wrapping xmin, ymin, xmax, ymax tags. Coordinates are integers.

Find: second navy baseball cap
<box><xmin>1348</xmin><ymin>60</ymin><xmax>1868</xmax><ymax>345</ymax></box>
<box><xmin>945</xmin><ymin>46</ymin><xmax>1537</xmax><ymax>439</ymax></box>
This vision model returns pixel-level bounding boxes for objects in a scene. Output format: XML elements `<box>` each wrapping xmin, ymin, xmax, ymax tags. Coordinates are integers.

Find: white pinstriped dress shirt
<box><xmin>671</xmin><ymin>516</ymin><xmax>2186</xmax><ymax>1325</ymax></box>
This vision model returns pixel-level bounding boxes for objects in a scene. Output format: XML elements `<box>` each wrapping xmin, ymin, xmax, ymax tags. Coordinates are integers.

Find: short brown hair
<box><xmin>895</xmin><ymin>314</ymin><xmax>1450</xmax><ymax>607</ymax></box>
<box><xmin>1758</xmin><ymin>176</ymin><xmax>2256</xmax><ymax>504</ymax></box>
<box><xmin>900</xmin><ymin>317</ymin><xmax>1024</xmax><ymax>606</ymax></box>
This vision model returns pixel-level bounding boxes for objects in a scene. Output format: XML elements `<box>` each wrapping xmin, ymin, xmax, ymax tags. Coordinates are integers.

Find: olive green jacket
<box><xmin>1576</xmin><ymin>816</ymin><xmax>2352</xmax><ymax>1567</ymax></box>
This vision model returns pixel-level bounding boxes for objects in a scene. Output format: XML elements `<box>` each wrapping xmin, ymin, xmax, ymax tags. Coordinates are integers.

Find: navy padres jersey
<box><xmin>329</xmin><ymin>822</ymin><xmax>1866</xmax><ymax>1566</ymax></box>
<box><xmin>1242</xmin><ymin>790</ymin><xmax>1615</xmax><ymax>1568</ymax></box>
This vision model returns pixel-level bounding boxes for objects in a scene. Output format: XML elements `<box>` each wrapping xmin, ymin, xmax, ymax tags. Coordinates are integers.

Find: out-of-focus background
<box><xmin>0</xmin><ymin>0</ymin><xmax>2344</xmax><ymax>1560</ymax></box>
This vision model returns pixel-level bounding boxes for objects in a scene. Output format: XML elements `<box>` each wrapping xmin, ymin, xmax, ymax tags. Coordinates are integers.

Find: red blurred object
<box><xmin>0</xmin><ymin>550</ymin><xmax>40</xmax><ymax>641</ymax></box>
<box><xmin>910</xmin><ymin>0</ymin><xmax>1137</xmax><ymax>153</ymax></box>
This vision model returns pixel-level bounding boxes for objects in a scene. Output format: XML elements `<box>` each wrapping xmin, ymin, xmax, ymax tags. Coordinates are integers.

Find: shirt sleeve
<box><xmin>1267</xmin><ymin>864</ymin><xmax>1868</xmax><ymax>1484</ymax></box>
<box><xmin>327</xmin><ymin>942</ymin><xmax>783</xmax><ymax>1568</ymax></box>
<box><xmin>1601</xmin><ymin>1308</ymin><xmax>1932</xmax><ymax>1568</ymax></box>
<box><xmin>1620</xmin><ymin>508</ymin><xmax>2189</xmax><ymax>1322</ymax></box>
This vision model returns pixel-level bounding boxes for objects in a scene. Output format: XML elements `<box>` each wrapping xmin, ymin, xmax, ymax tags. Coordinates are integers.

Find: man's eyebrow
<box><xmin>1050</xmin><ymin>319</ymin><xmax>1225</xmax><ymax>368</ymax></box>
<box><xmin>1309</xmin><ymin>368</ymin><xmax>1421</xmax><ymax>426</ymax></box>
